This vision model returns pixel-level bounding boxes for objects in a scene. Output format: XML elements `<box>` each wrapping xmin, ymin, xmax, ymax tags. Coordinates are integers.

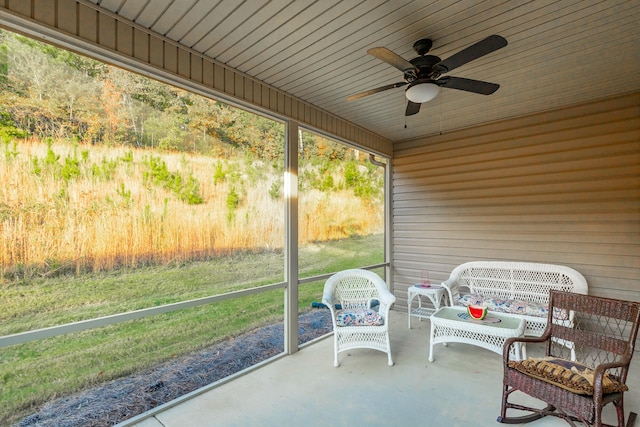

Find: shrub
<box><xmin>269</xmin><ymin>180</ymin><xmax>281</xmax><ymax>200</ymax></box>
<box><xmin>143</xmin><ymin>155</ymin><xmax>203</xmax><ymax>205</ymax></box>
<box><xmin>0</xmin><ymin>111</ymin><xmax>29</xmax><ymax>144</ymax></box>
<box><xmin>61</xmin><ymin>156</ymin><xmax>81</xmax><ymax>181</ymax></box>
<box><xmin>213</xmin><ymin>161</ymin><xmax>225</xmax><ymax>184</ymax></box>
<box><xmin>226</xmin><ymin>187</ymin><xmax>240</xmax><ymax>210</ymax></box>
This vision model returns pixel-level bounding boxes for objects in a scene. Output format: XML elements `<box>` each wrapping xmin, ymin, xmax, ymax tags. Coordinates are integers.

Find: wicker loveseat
<box><xmin>441</xmin><ymin>261</ymin><xmax>588</xmax><ymax>337</ymax></box>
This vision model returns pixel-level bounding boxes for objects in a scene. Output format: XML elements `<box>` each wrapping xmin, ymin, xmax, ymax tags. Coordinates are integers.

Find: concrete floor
<box><xmin>120</xmin><ymin>311</ymin><xmax>640</xmax><ymax>427</ymax></box>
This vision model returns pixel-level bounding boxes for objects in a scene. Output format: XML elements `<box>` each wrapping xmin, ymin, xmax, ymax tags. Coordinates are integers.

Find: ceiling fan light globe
<box><xmin>406</xmin><ymin>82</ymin><xmax>440</xmax><ymax>103</ymax></box>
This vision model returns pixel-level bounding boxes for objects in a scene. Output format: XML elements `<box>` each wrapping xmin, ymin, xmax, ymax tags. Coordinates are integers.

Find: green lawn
<box><xmin>0</xmin><ymin>234</ymin><xmax>383</xmax><ymax>425</ymax></box>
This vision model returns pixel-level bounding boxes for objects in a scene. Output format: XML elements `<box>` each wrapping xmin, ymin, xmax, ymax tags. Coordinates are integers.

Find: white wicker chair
<box><xmin>322</xmin><ymin>269</ymin><xmax>396</xmax><ymax>367</ymax></box>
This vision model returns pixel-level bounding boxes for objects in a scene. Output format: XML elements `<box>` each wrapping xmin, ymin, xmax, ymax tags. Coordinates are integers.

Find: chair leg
<box><xmin>498</xmin><ymin>386</ymin><xmax>553</xmax><ymax>424</ymax></box>
<box><xmin>614</xmin><ymin>400</ymin><xmax>625</xmax><ymax>427</ymax></box>
<box><xmin>499</xmin><ymin>384</ymin><xmax>509</xmax><ymax>422</ymax></box>
<box><xmin>627</xmin><ymin>412</ymin><xmax>637</xmax><ymax>427</ymax></box>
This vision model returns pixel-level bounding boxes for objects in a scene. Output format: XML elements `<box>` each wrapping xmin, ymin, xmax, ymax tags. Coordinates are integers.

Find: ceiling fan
<box><xmin>346</xmin><ymin>35</ymin><xmax>507</xmax><ymax>116</ymax></box>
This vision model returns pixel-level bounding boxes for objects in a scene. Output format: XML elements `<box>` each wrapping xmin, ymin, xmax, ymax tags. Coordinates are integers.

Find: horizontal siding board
<box><xmin>98</xmin><ymin>12</ymin><xmax>116</xmax><ymax>50</ymax></box>
<box><xmin>278</xmin><ymin>92</ymin><xmax>285</xmax><ymax>116</ymax></box>
<box><xmin>234</xmin><ymin>75</ymin><xmax>244</xmax><ymax>99</ymax></box>
<box><xmin>133</xmin><ymin>28</ymin><xmax>148</xmax><ymax>62</ymax></box>
<box><xmin>34</xmin><ymin>0</ymin><xmax>55</xmax><ymax>26</ymax></box>
<box><xmin>394</xmin><ymin>202</ymin><xmax>640</xmax><ymax>219</ymax></box>
<box><xmin>284</xmin><ymin>94</ymin><xmax>292</xmax><ymax>117</ymax></box>
<box><xmin>252</xmin><ymin>80</ymin><xmax>262</xmax><ymax>105</ymax></box>
<box><xmin>213</xmin><ymin>64</ymin><xmax>225</xmax><ymax>92</ymax></box>
<box><xmin>394</xmin><ymin>121</ymin><xmax>640</xmax><ymax>170</ymax></box>
<box><xmin>393</xmin><ymin>230</ymin><xmax>638</xmax><ymax>246</ymax></box>
<box><xmin>269</xmin><ymin>88</ymin><xmax>278</xmax><ymax>112</ymax></box>
<box><xmin>202</xmin><ymin>60</ymin><xmax>213</xmax><ymax>87</ymax></box>
<box><xmin>116</xmin><ymin>21</ymin><xmax>133</xmax><ymax>56</ymax></box>
<box><xmin>149</xmin><ymin>37</ymin><xmax>163</xmax><ymax>67</ymax></box>
<box><xmin>164</xmin><ymin>42</ymin><xmax>177</xmax><ymax>73</ymax></box>
<box><xmin>394</xmin><ymin>102</ymin><xmax>640</xmax><ymax>160</ymax></box>
<box><xmin>190</xmin><ymin>55</ymin><xmax>202</xmax><ymax>83</ymax></box>
<box><xmin>177</xmin><ymin>47</ymin><xmax>190</xmax><ymax>78</ymax></box>
<box><xmin>393</xmin><ymin>187</ymin><xmax>639</xmax><ymax>209</ymax></box>
<box><xmin>78</xmin><ymin>3</ymin><xmax>96</xmax><ymax>41</ymax></box>
<box><xmin>224</xmin><ymin>68</ymin><xmax>235</xmax><ymax>96</ymax></box>
<box><xmin>6</xmin><ymin>0</ymin><xmax>31</xmax><ymax>16</ymax></box>
<box><xmin>243</xmin><ymin>79</ymin><xmax>253</xmax><ymax>107</ymax></box>
<box><xmin>394</xmin><ymin>237</ymin><xmax>636</xmax><ymax>257</ymax></box>
<box><xmin>57</xmin><ymin>0</ymin><xmax>77</xmax><ymax>35</ymax></box>
<box><xmin>394</xmin><ymin>246</ymin><xmax>638</xmax><ymax>269</ymax></box>
<box><xmin>394</xmin><ymin>212</ymin><xmax>639</xmax><ymax>224</ymax></box>
<box><xmin>261</xmin><ymin>86</ymin><xmax>270</xmax><ymax>109</ymax></box>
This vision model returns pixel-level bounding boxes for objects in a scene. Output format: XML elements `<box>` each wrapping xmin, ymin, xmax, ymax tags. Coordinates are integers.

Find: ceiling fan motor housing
<box><xmin>409</xmin><ymin>55</ymin><xmax>442</xmax><ymax>80</ymax></box>
<box><xmin>412</xmin><ymin>38</ymin><xmax>433</xmax><ymax>55</ymax></box>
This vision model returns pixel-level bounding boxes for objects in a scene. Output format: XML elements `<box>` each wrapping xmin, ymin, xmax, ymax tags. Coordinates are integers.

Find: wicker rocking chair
<box><xmin>498</xmin><ymin>290</ymin><xmax>640</xmax><ymax>426</ymax></box>
<box><xmin>322</xmin><ymin>269</ymin><xmax>396</xmax><ymax>367</ymax></box>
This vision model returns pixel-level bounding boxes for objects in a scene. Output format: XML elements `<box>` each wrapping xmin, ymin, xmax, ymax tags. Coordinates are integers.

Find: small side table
<box><xmin>408</xmin><ymin>284</ymin><xmax>447</xmax><ymax>328</ymax></box>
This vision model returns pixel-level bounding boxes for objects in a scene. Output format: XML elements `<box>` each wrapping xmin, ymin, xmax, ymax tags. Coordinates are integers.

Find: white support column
<box><xmin>284</xmin><ymin>120</ymin><xmax>299</xmax><ymax>354</ymax></box>
<box><xmin>385</xmin><ymin>157</ymin><xmax>393</xmax><ymax>287</ymax></box>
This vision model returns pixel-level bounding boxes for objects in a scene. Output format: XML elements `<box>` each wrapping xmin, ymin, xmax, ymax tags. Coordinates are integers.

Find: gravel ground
<box><xmin>16</xmin><ymin>309</ymin><xmax>333</xmax><ymax>427</ymax></box>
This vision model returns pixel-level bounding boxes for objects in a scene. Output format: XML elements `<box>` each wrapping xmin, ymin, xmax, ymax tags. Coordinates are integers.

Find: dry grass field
<box><xmin>1</xmin><ymin>138</ymin><xmax>383</xmax><ymax>279</ymax></box>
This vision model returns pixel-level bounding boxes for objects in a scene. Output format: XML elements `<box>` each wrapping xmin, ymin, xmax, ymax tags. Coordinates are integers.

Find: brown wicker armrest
<box><xmin>592</xmin><ymin>355</ymin><xmax>633</xmax><ymax>385</ymax></box>
<box><xmin>502</xmin><ymin>332</ymin><xmax>549</xmax><ymax>363</ymax></box>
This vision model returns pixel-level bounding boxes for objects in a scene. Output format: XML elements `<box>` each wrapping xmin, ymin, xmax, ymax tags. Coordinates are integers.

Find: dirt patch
<box><xmin>16</xmin><ymin>309</ymin><xmax>333</xmax><ymax>427</ymax></box>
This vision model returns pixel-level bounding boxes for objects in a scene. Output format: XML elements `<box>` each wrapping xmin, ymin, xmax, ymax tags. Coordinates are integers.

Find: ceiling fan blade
<box><xmin>437</xmin><ymin>76</ymin><xmax>500</xmax><ymax>95</ymax></box>
<box><xmin>346</xmin><ymin>82</ymin><xmax>407</xmax><ymax>101</ymax></box>
<box><xmin>405</xmin><ymin>101</ymin><xmax>421</xmax><ymax>116</ymax></box>
<box><xmin>367</xmin><ymin>47</ymin><xmax>416</xmax><ymax>72</ymax></box>
<box><xmin>434</xmin><ymin>35</ymin><xmax>507</xmax><ymax>74</ymax></box>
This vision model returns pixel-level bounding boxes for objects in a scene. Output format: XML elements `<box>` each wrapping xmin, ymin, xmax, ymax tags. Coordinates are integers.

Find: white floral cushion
<box><xmin>457</xmin><ymin>294</ymin><xmax>549</xmax><ymax>317</ymax></box>
<box><xmin>335</xmin><ymin>308</ymin><xmax>384</xmax><ymax>326</ymax></box>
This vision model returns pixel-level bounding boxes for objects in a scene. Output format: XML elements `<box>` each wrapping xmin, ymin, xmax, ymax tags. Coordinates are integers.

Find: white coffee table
<box><xmin>407</xmin><ymin>284</ymin><xmax>447</xmax><ymax>328</ymax></box>
<box><xmin>429</xmin><ymin>306</ymin><xmax>525</xmax><ymax>362</ymax></box>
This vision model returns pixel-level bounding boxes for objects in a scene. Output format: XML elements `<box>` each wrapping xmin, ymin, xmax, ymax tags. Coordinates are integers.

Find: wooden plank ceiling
<box><xmin>87</xmin><ymin>0</ymin><xmax>640</xmax><ymax>143</ymax></box>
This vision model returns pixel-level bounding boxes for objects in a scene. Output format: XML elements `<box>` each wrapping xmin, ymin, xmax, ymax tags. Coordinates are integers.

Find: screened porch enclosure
<box><xmin>0</xmin><ymin>1</ymin><xmax>638</xmax><ymax>426</ymax></box>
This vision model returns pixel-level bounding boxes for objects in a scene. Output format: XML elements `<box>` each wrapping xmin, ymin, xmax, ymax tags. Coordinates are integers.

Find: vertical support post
<box><xmin>370</xmin><ymin>154</ymin><xmax>392</xmax><ymax>284</ymax></box>
<box><xmin>284</xmin><ymin>120</ymin><xmax>299</xmax><ymax>354</ymax></box>
<box><xmin>385</xmin><ymin>157</ymin><xmax>393</xmax><ymax>287</ymax></box>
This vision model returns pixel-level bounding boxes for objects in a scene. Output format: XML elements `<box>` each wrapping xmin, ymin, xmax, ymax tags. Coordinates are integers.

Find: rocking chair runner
<box><xmin>322</xmin><ymin>269</ymin><xmax>396</xmax><ymax>367</ymax></box>
<box><xmin>498</xmin><ymin>290</ymin><xmax>640</xmax><ymax>426</ymax></box>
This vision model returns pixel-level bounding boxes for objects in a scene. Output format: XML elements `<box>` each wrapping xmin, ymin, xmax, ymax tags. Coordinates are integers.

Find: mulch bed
<box><xmin>16</xmin><ymin>309</ymin><xmax>333</xmax><ymax>427</ymax></box>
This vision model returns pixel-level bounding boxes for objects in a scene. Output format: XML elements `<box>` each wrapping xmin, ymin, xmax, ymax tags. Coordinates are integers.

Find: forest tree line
<box><xmin>0</xmin><ymin>29</ymin><xmax>350</xmax><ymax>162</ymax></box>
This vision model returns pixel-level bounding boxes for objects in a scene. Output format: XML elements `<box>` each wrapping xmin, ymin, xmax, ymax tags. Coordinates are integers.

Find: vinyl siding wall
<box><xmin>392</xmin><ymin>92</ymin><xmax>640</xmax><ymax>310</ymax></box>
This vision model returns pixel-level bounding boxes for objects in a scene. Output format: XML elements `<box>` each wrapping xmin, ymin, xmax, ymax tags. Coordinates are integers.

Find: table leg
<box><xmin>408</xmin><ymin>291</ymin><xmax>415</xmax><ymax>329</ymax></box>
<box><xmin>430</xmin><ymin>293</ymin><xmax>442</xmax><ymax>311</ymax></box>
<box><xmin>428</xmin><ymin>322</ymin><xmax>435</xmax><ymax>362</ymax></box>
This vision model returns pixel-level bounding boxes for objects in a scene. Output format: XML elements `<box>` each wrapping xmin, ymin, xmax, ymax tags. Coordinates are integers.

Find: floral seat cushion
<box><xmin>458</xmin><ymin>294</ymin><xmax>548</xmax><ymax>317</ymax></box>
<box><xmin>335</xmin><ymin>308</ymin><xmax>384</xmax><ymax>326</ymax></box>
